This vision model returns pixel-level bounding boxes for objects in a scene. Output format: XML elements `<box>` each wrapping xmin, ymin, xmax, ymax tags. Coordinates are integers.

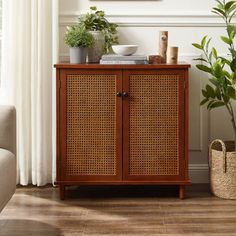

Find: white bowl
<box><xmin>112</xmin><ymin>45</ymin><xmax>138</xmax><ymax>56</ymax></box>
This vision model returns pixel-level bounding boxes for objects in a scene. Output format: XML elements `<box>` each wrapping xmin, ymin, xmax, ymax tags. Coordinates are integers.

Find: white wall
<box><xmin>59</xmin><ymin>0</ymin><xmax>234</xmax><ymax>183</ymax></box>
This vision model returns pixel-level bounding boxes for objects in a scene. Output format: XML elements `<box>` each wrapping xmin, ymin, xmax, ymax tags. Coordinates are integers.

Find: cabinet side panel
<box><xmin>56</xmin><ymin>68</ymin><xmax>61</xmax><ymax>183</ymax></box>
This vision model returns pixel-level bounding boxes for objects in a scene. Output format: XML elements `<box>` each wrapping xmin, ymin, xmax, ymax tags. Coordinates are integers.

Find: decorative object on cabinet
<box><xmin>159</xmin><ymin>31</ymin><xmax>168</xmax><ymax>63</ymax></box>
<box><xmin>87</xmin><ymin>31</ymin><xmax>105</xmax><ymax>63</ymax></box>
<box><xmin>54</xmin><ymin>63</ymin><xmax>190</xmax><ymax>200</ymax></box>
<box><xmin>64</xmin><ymin>25</ymin><xmax>94</xmax><ymax>64</ymax></box>
<box><xmin>112</xmin><ymin>45</ymin><xmax>138</xmax><ymax>56</ymax></box>
<box><xmin>192</xmin><ymin>0</ymin><xmax>236</xmax><ymax>199</ymax></box>
<box><xmin>148</xmin><ymin>55</ymin><xmax>162</xmax><ymax>64</ymax></box>
<box><xmin>100</xmin><ymin>53</ymin><xmax>147</xmax><ymax>64</ymax></box>
<box><xmin>167</xmin><ymin>46</ymin><xmax>178</xmax><ymax>64</ymax></box>
<box><xmin>79</xmin><ymin>6</ymin><xmax>119</xmax><ymax>62</ymax></box>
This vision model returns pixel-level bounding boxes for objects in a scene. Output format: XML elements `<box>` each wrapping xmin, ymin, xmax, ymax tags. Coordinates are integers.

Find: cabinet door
<box><xmin>123</xmin><ymin>69</ymin><xmax>187</xmax><ymax>182</ymax></box>
<box><xmin>59</xmin><ymin>69</ymin><xmax>123</xmax><ymax>182</ymax></box>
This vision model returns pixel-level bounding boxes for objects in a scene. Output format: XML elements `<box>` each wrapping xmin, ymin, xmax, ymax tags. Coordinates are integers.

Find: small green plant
<box><xmin>64</xmin><ymin>25</ymin><xmax>94</xmax><ymax>48</ymax></box>
<box><xmin>79</xmin><ymin>6</ymin><xmax>119</xmax><ymax>53</ymax></box>
<box><xmin>192</xmin><ymin>0</ymin><xmax>236</xmax><ymax>148</ymax></box>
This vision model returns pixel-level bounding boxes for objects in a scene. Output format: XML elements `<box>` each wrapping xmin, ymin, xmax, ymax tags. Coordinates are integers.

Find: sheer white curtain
<box><xmin>0</xmin><ymin>0</ymin><xmax>58</xmax><ymax>185</ymax></box>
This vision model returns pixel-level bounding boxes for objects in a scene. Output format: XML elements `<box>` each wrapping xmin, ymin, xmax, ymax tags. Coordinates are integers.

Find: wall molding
<box><xmin>59</xmin><ymin>11</ymin><xmax>230</xmax><ymax>27</ymax></box>
<box><xmin>189</xmin><ymin>164</ymin><xmax>209</xmax><ymax>183</ymax></box>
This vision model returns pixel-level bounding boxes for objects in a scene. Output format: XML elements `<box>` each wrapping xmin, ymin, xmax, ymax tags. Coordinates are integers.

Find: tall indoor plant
<box><xmin>79</xmin><ymin>6</ymin><xmax>119</xmax><ymax>62</ymax></box>
<box><xmin>65</xmin><ymin>25</ymin><xmax>94</xmax><ymax>63</ymax></box>
<box><xmin>193</xmin><ymin>0</ymin><xmax>236</xmax><ymax>199</ymax></box>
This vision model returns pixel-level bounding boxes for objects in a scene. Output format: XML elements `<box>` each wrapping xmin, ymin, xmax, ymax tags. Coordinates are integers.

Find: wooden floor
<box><xmin>0</xmin><ymin>184</ymin><xmax>236</xmax><ymax>236</ymax></box>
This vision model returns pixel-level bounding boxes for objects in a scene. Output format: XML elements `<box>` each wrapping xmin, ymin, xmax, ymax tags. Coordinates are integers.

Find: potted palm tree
<box><xmin>192</xmin><ymin>0</ymin><xmax>236</xmax><ymax>199</ymax></box>
<box><xmin>79</xmin><ymin>6</ymin><xmax>119</xmax><ymax>63</ymax></box>
<box><xmin>65</xmin><ymin>25</ymin><xmax>94</xmax><ymax>64</ymax></box>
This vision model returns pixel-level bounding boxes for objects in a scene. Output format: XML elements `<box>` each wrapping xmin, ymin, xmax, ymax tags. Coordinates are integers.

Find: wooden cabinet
<box><xmin>55</xmin><ymin>63</ymin><xmax>190</xmax><ymax>199</ymax></box>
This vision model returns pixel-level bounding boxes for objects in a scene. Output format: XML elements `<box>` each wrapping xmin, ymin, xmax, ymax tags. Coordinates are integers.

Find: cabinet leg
<box><xmin>59</xmin><ymin>184</ymin><xmax>66</xmax><ymax>200</ymax></box>
<box><xmin>179</xmin><ymin>185</ymin><xmax>185</xmax><ymax>200</ymax></box>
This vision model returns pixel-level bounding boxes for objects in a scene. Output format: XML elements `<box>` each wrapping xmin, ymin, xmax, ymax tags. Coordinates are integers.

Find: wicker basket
<box><xmin>209</xmin><ymin>139</ymin><xmax>236</xmax><ymax>199</ymax></box>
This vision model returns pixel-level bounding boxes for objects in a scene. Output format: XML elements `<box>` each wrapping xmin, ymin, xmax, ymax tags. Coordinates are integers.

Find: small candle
<box><xmin>167</xmin><ymin>46</ymin><xmax>178</xmax><ymax>64</ymax></box>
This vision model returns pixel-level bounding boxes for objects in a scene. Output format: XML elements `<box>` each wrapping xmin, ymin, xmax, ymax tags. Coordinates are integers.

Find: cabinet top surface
<box><xmin>54</xmin><ymin>62</ymin><xmax>190</xmax><ymax>69</ymax></box>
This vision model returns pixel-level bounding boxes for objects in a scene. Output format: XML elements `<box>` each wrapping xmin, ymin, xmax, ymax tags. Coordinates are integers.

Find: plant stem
<box><xmin>225</xmin><ymin>102</ymin><xmax>236</xmax><ymax>149</ymax></box>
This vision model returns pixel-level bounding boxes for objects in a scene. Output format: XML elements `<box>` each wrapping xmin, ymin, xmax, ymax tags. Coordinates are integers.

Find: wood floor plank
<box><xmin>0</xmin><ymin>184</ymin><xmax>236</xmax><ymax>235</ymax></box>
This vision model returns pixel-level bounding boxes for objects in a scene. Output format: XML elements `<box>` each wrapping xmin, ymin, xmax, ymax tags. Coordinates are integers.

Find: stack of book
<box><xmin>100</xmin><ymin>54</ymin><xmax>148</xmax><ymax>64</ymax></box>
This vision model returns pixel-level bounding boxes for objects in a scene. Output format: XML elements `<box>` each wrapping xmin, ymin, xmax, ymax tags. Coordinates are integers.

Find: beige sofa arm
<box><xmin>0</xmin><ymin>106</ymin><xmax>16</xmax><ymax>155</ymax></box>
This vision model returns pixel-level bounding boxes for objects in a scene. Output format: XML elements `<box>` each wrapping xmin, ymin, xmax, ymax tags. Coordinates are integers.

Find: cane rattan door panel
<box><xmin>123</xmin><ymin>70</ymin><xmax>186</xmax><ymax>181</ymax></box>
<box><xmin>60</xmin><ymin>70</ymin><xmax>122</xmax><ymax>181</ymax></box>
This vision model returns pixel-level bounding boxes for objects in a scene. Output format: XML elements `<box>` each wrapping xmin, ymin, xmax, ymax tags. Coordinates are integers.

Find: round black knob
<box><xmin>122</xmin><ymin>92</ymin><xmax>129</xmax><ymax>97</ymax></box>
<box><xmin>116</xmin><ymin>92</ymin><xmax>122</xmax><ymax>97</ymax></box>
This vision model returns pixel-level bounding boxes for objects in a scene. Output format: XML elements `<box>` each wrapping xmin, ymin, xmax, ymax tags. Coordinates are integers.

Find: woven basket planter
<box><xmin>209</xmin><ymin>139</ymin><xmax>236</xmax><ymax>199</ymax></box>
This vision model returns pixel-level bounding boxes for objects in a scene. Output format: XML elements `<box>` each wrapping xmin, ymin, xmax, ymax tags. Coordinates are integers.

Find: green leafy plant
<box><xmin>79</xmin><ymin>6</ymin><xmax>119</xmax><ymax>53</ymax></box>
<box><xmin>193</xmin><ymin>0</ymin><xmax>236</xmax><ymax>148</ymax></box>
<box><xmin>64</xmin><ymin>25</ymin><xmax>94</xmax><ymax>48</ymax></box>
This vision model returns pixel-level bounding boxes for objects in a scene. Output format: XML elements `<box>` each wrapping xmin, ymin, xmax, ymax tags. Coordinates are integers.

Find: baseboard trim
<box><xmin>189</xmin><ymin>164</ymin><xmax>209</xmax><ymax>183</ymax></box>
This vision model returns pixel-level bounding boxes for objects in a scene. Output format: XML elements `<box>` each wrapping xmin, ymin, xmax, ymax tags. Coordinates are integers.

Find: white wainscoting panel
<box><xmin>189</xmin><ymin>164</ymin><xmax>209</xmax><ymax>183</ymax></box>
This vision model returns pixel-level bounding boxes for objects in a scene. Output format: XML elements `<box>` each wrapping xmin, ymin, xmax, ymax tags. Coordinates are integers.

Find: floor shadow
<box><xmin>65</xmin><ymin>184</ymin><xmax>212</xmax><ymax>199</ymax></box>
<box><xmin>0</xmin><ymin>219</ymin><xmax>62</xmax><ymax>236</ymax></box>
<box><xmin>66</xmin><ymin>185</ymin><xmax>180</xmax><ymax>199</ymax></box>
<box><xmin>16</xmin><ymin>184</ymin><xmax>212</xmax><ymax>202</ymax></box>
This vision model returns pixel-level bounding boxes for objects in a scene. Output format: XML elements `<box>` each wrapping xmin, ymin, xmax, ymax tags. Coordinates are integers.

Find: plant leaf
<box><xmin>209</xmin><ymin>78</ymin><xmax>220</xmax><ymax>87</ymax></box>
<box><xmin>227</xmin><ymin>24</ymin><xmax>236</xmax><ymax>38</ymax></box>
<box><xmin>231</xmin><ymin>72</ymin><xmax>236</xmax><ymax>84</ymax></box>
<box><xmin>193</xmin><ymin>58</ymin><xmax>208</xmax><ymax>63</ymax></box>
<box><xmin>225</xmin><ymin>1</ymin><xmax>236</xmax><ymax>10</ymax></box>
<box><xmin>200</xmin><ymin>98</ymin><xmax>209</xmax><ymax>106</ymax></box>
<box><xmin>216</xmin><ymin>0</ymin><xmax>224</xmax><ymax>8</ymax></box>
<box><xmin>229</xmin><ymin>48</ymin><xmax>236</xmax><ymax>58</ymax></box>
<box><xmin>212</xmin><ymin>7</ymin><xmax>226</xmax><ymax>17</ymax></box>
<box><xmin>223</xmin><ymin>70</ymin><xmax>231</xmax><ymax>79</ymax></box>
<box><xmin>206</xmin><ymin>37</ymin><xmax>212</xmax><ymax>52</ymax></box>
<box><xmin>207</xmin><ymin>100</ymin><xmax>215</xmax><ymax>110</ymax></box>
<box><xmin>219</xmin><ymin>57</ymin><xmax>231</xmax><ymax>66</ymax></box>
<box><xmin>196</xmin><ymin>64</ymin><xmax>212</xmax><ymax>74</ymax></box>
<box><xmin>221</xmin><ymin>36</ymin><xmax>232</xmax><ymax>45</ymax></box>
<box><xmin>228</xmin><ymin>86</ymin><xmax>236</xmax><ymax>99</ymax></box>
<box><xmin>228</xmin><ymin>2</ymin><xmax>236</xmax><ymax>13</ymax></box>
<box><xmin>201</xmin><ymin>35</ymin><xmax>208</xmax><ymax>48</ymax></box>
<box><xmin>213</xmin><ymin>62</ymin><xmax>223</xmax><ymax>78</ymax></box>
<box><xmin>206</xmin><ymin>84</ymin><xmax>216</xmax><ymax>98</ymax></box>
<box><xmin>202</xmin><ymin>89</ymin><xmax>208</xmax><ymax>98</ymax></box>
<box><xmin>230</xmin><ymin>58</ymin><xmax>236</xmax><ymax>72</ymax></box>
<box><xmin>212</xmin><ymin>47</ymin><xmax>218</xmax><ymax>58</ymax></box>
<box><xmin>192</xmin><ymin>43</ymin><xmax>203</xmax><ymax>50</ymax></box>
<box><xmin>229</xmin><ymin>9</ymin><xmax>236</xmax><ymax>22</ymax></box>
<box><xmin>215</xmin><ymin>87</ymin><xmax>222</xmax><ymax>100</ymax></box>
<box><xmin>222</xmin><ymin>94</ymin><xmax>230</xmax><ymax>103</ymax></box>
<box><xmin>90</xmin><ymin>6</ymin><xmax>97</xmax><ymax>11</ymax></box>
<box><xmin>209</xmin><ymin>101</ymin><xmax>225</xmax><ymax>110</ymax></box>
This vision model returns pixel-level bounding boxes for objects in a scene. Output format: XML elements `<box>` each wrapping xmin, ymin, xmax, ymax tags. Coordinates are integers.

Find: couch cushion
<box><xmin>0</xmin><ymin>106</ymin><xmax>16</xmax><ymax>155</ymax></box>
<box><xmin>0</xmin><ymin>148</ymin><xmax>16</xmax><ymax>212</ymax></box>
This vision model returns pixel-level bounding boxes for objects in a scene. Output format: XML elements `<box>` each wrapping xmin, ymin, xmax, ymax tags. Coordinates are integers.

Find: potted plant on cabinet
<box><xmin>192</xmin><ymin>0</ymin><xmax>236</xmax><ymax>199</ymax></box>
<box><xmin>64</xmin><ymin>25</ymin><xmax>94</xmax><ymax>64</ymax></box>
<box><xmin>79</xmin><ymin>6</ymin><xmax>119</xmax><ymax>63</ymax></box>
